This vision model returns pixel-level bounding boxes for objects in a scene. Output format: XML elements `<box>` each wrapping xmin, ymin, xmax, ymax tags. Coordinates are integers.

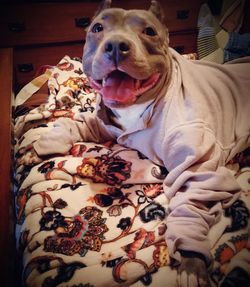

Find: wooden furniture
<box><xmin>0</xmin><ymin>48</ymin><xmax>18</xmax><ymax>287</ymax></box>
<box><xmin>0</xmin><ymin>0</ymin><xmax>203</xmax><ymax>91</ymax></box>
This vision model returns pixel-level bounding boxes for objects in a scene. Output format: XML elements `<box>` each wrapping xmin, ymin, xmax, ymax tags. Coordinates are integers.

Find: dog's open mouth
<box><xmin>89</xmin><ymin>70</ymin><xmax>161</xmax><ymax>106</ymax></box>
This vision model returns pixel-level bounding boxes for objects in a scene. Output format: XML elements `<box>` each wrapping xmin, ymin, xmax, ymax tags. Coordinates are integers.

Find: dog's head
<box><xmin>83</xmin><ymin>0</ymin><xmax>171</xmax><ymax>108</ymax></box>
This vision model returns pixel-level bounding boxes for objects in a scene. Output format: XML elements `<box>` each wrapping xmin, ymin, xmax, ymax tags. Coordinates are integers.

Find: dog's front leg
<box><xmin>33</xmin><ymin>117</ymin><xmax>113</xmax><ymax>157</ymax></box>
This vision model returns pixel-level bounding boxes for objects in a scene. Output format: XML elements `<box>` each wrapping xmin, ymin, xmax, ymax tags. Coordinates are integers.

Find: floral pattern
<box><xmin>76</xmin><ymin>154</ymin><xmax>132</xmax><ymax>185</ymax></box>
<box><xmin>14</xmin><ymin>56</ymin><xmax>250</xmax><ymax>287</ymax></box>
<box><xmin>43</xmin><ymin>207</ymin><xmax>108</xmax><ymax>256</ymax></box>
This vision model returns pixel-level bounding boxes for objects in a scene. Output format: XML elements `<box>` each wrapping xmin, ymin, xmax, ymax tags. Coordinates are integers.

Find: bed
<box><xmin>10</xmin><ymin>54</ymin><xmax>250</xmax><ymax>287</ymax></box>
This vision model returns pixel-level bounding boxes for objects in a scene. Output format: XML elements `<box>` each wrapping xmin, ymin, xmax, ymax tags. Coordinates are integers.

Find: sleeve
<box><xmin>33</xmin><ymin>116</ymin><xmax>114</xmax><ymax>156</ymax></box>
<box><xmin>162</xmin><ymin>123</ymin><xmax>241</xmax><ymax>264</ymax></box>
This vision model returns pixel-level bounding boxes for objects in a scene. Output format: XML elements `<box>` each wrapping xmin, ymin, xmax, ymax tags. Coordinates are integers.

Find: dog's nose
<box><xmin>104</xmin><ymin>40</ymin><xmax>130</xmax><ymax>65</ymax></box>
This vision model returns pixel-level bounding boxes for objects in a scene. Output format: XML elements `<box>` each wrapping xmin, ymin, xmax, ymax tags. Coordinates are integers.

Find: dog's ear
<box><xmin>149</xmin><ymin>0</ymin><xmax>165</xmax><ymax>23</ymax></box>
<box><xmin>93</xmin><ymin>0</ymin><xmax>112</xmax><ymax>18</ymax></box>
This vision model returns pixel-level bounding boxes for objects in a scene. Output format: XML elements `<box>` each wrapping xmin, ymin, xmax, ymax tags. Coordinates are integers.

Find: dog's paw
<box><xmin>177</xmin><ymin>257</ymin><xmax>211</xmax><ymax>287</ymax></box>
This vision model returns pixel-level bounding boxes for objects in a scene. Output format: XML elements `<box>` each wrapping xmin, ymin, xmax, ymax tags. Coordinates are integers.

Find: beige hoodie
<box><xmin>34</xmin><ymin>48</ymin><xmax>250</xmax><ymax>263</ymax></box>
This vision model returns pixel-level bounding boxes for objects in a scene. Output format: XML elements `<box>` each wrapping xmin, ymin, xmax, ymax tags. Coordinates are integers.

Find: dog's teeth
<box><xmin>136</xmin><ymin>80</ymin><xmax>140</xmax><ymax>89</ymax></box>
<box><xmin>102</xmin><ymin>78</ymin><xmax>107</xmax><ymax>87</ymax></box>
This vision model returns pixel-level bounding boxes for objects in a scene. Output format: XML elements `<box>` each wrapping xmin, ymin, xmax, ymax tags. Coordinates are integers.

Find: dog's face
<box><xmin>83</xmin><ymin>0</ymin><xmax>170</xmax><ymax>108</ymax></box>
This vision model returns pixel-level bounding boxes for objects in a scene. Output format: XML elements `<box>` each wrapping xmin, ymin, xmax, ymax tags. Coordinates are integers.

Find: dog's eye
<box><xmin>91</xmin><ymin>23</ymin><xmax>103</xmax><ymax>33</ymax></box>
<box><xmin>143</xmin><ymin>27</ymin><xmax>157</xmax><ymax>36</ymax></box>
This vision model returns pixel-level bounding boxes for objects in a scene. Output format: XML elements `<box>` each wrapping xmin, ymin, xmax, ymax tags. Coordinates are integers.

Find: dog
<box><xmin>32</xmin><ymin>0</ymin><xmax>250</xmax><ymax>286</ymax></box>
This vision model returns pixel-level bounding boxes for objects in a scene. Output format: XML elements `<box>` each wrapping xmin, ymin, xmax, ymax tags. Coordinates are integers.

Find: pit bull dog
<box><xmin>33</xmin><ymin>0</ymin><xmax>250</xmax><ymax>286</ymax></box>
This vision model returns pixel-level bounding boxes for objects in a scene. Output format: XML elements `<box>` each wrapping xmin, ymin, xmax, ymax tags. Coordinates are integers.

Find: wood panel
<box><xmin>14</xmin><ymin>42</ymin><xmax>84</xmax><ymax>89</ymax></box>
<box><xmin>170</xmin><ymin>31</ymin><xmax>198</xmax><ymax>54</ymax></box>
<box><xmin>0</xmin><ymin>48</ymin><xmax>16</xmax><ymax>287</ymax></box>
<box><xmin>0</xmin><ymin>0</ymin><xmax>203</xmax><ymax>47</ymax></box>
<box><xmin>0</xmin><ymin>2</ymin><xmax>97</xmax><ymax>47</ymax></box>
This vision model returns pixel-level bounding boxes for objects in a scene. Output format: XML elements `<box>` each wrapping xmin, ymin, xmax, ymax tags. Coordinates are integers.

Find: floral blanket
<box><xmin>14</xmin><ymin>56</ymin><xmax>250</xmax><ymax>287</ymax></box>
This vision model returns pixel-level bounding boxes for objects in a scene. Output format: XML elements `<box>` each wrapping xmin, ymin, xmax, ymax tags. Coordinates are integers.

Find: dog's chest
<box><xmin>111</xmin><ymin>101</ymin><xmax>152</xmax><ymax>130</ymax></box>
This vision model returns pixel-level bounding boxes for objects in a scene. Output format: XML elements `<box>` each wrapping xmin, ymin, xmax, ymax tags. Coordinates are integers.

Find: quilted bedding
<box><xmin>14</xmin><ymin>56</ymin><xmax>250</xmax><ymax>287</ymax></box>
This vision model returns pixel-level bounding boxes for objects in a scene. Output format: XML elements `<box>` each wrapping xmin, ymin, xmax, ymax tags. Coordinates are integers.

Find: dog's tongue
<box><xmin>101</xmin><ymin>70</ymin><xmax>137</xmax><ymax>103</ymax></box>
